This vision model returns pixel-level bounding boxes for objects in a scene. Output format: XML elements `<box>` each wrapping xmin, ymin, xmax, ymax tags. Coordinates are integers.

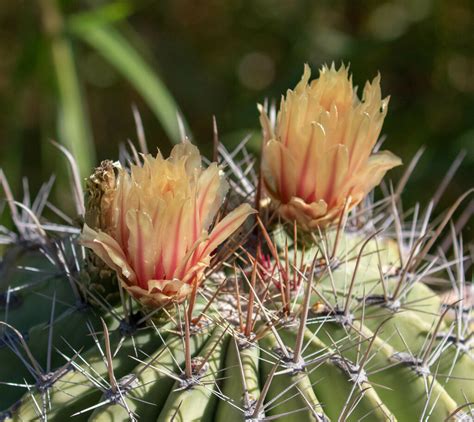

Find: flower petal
<box><xmin>159</xmin><ymin>198</ymin><xmax>192</xmax><ymax>279</ymax></box>
<box><xmin>200</xmin><ymin>203</ymin><xmax>256</xmax><ymax>258</ymax></box>
<box><xmin>314</xmin><ymin>144</ymin><xmax>349</xmax><ymax>207</ymax></box>
<box><xmin>80</xmin><ymin>224</ymin><xmax>136</xmax><ymax>285</ymax></box>
<box><xmin>174</xmin><ymin>232</ymin><xmax>209</xmax><ymax>281</ymax></box>
<box><xmin>170</xmin><ymin>141</ymin><xmax>201</xmax><ymax>175</ymax></box>
<box><xmin>125</xmin><ymin>209</ymin><xmax>156</xmax><ymax>289</ymax></box>
<box><xmin>280</xmin><ymin>198</ymin><xmax>328</xmax><ymax>230</ymax></box>
<box><xmin>262</xmin><ymin>139</ymin><xmax>298</xmax><ymax>203</ymax></box>
<box><xmin>352</xmin><ymin>150</ymin><xmax>402</xmax><ymax>196</ymax></box>
<box><xmin>295</xmin><ymin>122</ymin><xmax>326</xmax><ymax>200</ymax></box>
<box><xmin>196</xmin><ymin>163</ymin><xmax>228</xmax><ymax>233</ymax></box>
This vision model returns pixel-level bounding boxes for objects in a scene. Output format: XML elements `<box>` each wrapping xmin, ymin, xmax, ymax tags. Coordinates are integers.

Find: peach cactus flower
<box><xmin>260</xmin><ymin>64</ymin><xmax>402</xmax><ymax>229</ymax></box>
<box><xmin>81</xmin><ymin>142</ymin><xmax>255</xmax><ymax>308</ymax></box>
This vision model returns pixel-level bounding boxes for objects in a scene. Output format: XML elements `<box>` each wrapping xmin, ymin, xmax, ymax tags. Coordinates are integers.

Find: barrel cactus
<box><xmin>1</xmin><ymin>64</ymin><xmax>472</xmax><ymax>422</ymax></box>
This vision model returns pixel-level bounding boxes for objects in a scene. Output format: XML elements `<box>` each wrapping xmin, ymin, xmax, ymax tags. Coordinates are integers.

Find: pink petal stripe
<box><xmin>200</xmin><ymin>203</ymin><xmax>256</xmax><ymax>259</ymax></box>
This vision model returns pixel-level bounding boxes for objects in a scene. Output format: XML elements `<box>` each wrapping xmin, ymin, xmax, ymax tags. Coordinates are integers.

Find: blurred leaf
<box><xmin>39</xmin><ymin>0</ymin><xmax>95</xmax><ymax>179</ymax></box>
<box><xmin>69</xmin><ymin>1</ymin><xmax>134</xmax><ymax>26</ymax></box>
<box><xmin>68</xmin><ymin>15</ymin><xmax>189</xmax><ymax>144</ymax></box>
<box><xmin>53</xmin><ymin>39</ymin><xmax>95</xmax><ymax>178</ymax></box>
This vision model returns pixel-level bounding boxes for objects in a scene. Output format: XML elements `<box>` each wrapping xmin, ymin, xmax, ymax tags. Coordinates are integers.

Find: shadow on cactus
<box><xmin>0</xmin><ymin>64</ymin><xmax>473</xmax><ymax>422</ymax></box>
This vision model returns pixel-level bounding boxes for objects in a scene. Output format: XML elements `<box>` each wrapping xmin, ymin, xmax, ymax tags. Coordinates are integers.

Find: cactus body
<box><xmin>1</xmin><ymin>228</ymin><xmax>472</xmax><ymax>422</ymax></box>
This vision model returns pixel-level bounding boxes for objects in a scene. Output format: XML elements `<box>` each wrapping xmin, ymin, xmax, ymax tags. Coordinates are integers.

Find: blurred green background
<box><xmin>0</xmin><ymin>0</ymin><xmax>472</xmax><ymax>231</ymax></box>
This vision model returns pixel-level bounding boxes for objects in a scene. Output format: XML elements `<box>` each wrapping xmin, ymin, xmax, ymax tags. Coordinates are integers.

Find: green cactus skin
<box><xmin>215</xmin><ymin>340</ymin><xmax>260</xmax><ymax>421</ymax></box>
<box><xmin>88</xmin><ymin>328</ymin><xmax>211</xmax><ymax>421</ymax></box>
<box><xmin>1</xmin><ymin>228</ymin><xmax>472</xmax><ymax>422</ymax></box>
<box><xmin>156</xmin><ymin>325</ymin><xmax>228</xmax><ymax>422</ymax></box>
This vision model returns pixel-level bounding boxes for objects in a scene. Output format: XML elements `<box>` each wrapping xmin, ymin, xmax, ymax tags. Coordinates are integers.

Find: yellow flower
<box><xmin>81</xmin><ymin>142</ymin><xmax>255</xmax><ymax>308</ymax></box>
<box><xmin>260</xmin><ymin>64</ymin><xmax>402</xmax><ymax>229</ymax></box>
